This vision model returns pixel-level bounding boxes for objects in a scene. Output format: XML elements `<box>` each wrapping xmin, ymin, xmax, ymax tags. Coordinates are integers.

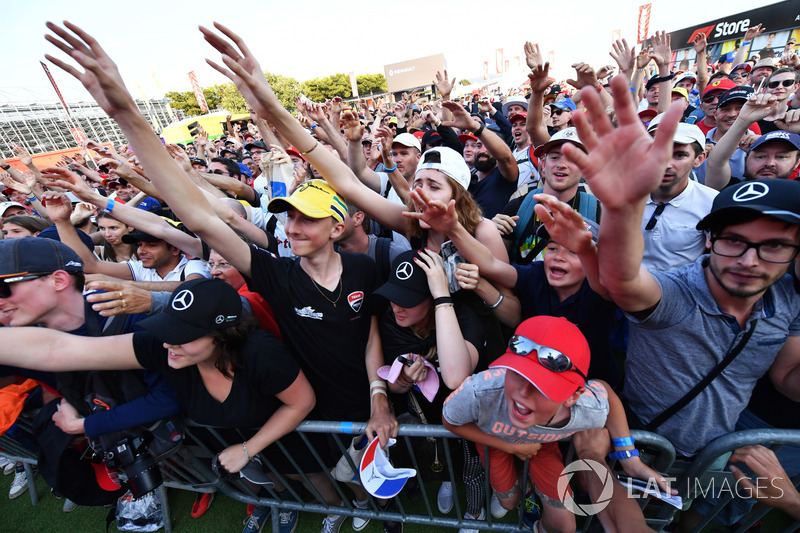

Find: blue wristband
<box><xmin>105</xmin><ymin>199</ymin><xmax>115</xmax><ymax>213</ymax></box>
<box><xmin>384</xmin><ymin>163</ymin><xmax>397</xmax><ymax>173</ymax></box>
<box><xmin>612</xmin><ymin>436</ymin><xmax>635</xmax><ymax>448</ymax></box>
<box><xmin>609</xmin><ymin>449</ymin><xmax>640</xmax><ymax>460</ymax></box>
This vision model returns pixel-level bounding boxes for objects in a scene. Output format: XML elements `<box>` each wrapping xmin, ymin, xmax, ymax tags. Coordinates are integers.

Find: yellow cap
<box><xmin>671</xmin><ymin>87</ymin><xmax>689</xmax><ymax>100</ymax></box>
<box><xmin>267</xmin><ymin>179</ymin><xmax>347</xmax><ymax>222</ymax></box>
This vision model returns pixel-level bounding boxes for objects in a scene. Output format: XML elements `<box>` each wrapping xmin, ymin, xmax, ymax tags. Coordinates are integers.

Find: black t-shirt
<box><xmin>132</xmin><ymin>329</ymin><xmax>298</xmax><ymax>428</ymax></box>
<box><xmin>513</xmin><ymin>261</ymin><xmax>621</xmax><ymax>389</ymax></box>
<box><xmin>468</xmin><ymin>166</ymin><xmax>517</xmax><ymax>220</ymax></box>
<box><xmin>245</xmin><ymin>247</ymin><xmax>378</xmax><ymax>420</ymax></box>
<box><xmin>756</xmin><ymin>119</ymin><xmax>783</xmax><ymax>135</ymax></box>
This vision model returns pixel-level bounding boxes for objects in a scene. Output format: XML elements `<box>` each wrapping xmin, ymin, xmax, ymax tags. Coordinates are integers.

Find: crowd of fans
<box><xmin>1</xmin><ymin>18</ymin><xmax>800</xmax><ymax>533</ymax></box>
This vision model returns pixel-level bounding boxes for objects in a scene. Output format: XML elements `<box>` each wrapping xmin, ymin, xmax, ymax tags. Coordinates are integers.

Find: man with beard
<box><xmin>706</xmin><ymin>93</ymin><xmax>800</xmax><ymax>190</ymax></box>
<box><xmin>497</xmin><ymin>128</ymin><xmax>598</xmax><ymax>265</ymax></box>
<box><xmin>640</xmin><ymin>122</ymin><xmax>717</xmax><ymax>272</ymax></box>
<box><xmin>440</xmin><ymin>102</ymin><xmax>518</xmax><ymax>220</ymax></box>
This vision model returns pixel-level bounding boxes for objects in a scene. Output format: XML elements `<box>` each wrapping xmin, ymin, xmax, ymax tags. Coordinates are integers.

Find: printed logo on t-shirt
<box><xmin>348</xmin><ymin>291</ymin><xmax>364</xmax><ymax>312</ymax></box>
<box><xmin>294</xmin><ymin>306</ymin><xmax>323</xmax><ymax>320</ymax></box>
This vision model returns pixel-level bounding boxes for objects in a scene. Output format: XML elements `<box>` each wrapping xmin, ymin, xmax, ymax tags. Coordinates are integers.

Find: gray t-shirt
<box><xmin>624</xmin><ymin>257</ymin><xmax>800</xmax><ymax>456</ymax></box>
<box><xmin>442</xmin><ymin>369</ymin><xmax>610</xmax><ymax>445</ymax></box>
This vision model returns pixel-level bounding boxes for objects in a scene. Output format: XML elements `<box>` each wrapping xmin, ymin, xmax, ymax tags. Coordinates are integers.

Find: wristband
<box><xmin>370</xmin><ymin>380</ymin><xmax>387</xmax><ymax>391</ymax></box>
<box><xmin>612</xmin><ymin>436</ymin><xmax>635</xmax><ymax>448</ymax></box>
<box><xmin>26</xmin><ymin>193</ymin><xmax>36</xmax><ymax>201</ymax></box>
<box><xmin>473</xmin><ymin>122</ymin><xmax>486</xmax><ymax>137</ymax></box>
<box><xmin>433</xmin><ymin>296</ymin><xmax>454</xmax><ymax>306</ymax></box>
<box><xmin>608</xmin><ymin>449</ymin><xmax>640</xmax><ymax>460</ymax></box>
<box><xmin>370</xmin><ymin>388</ymin><xmax>388</xmax><ymax>401</ymax></box>
<box><xmin>383</xmin><ymin>163</ymin><xmax>397</xmax><ymax>173</ymax></box>
<box><xmin>301</xmin><ymin>142</ymin><xmax>319</xmax><ymax>156</ymax></box>
<box><xmin>742</xmin><ymin>41</ymin><xmax>752</xmax><ymax>46</ymax></box>
<box><xmin>487</xmin><ymin>292</ymin><xmax>504</xmax><ymax>309</ymax></box>
<box><xmin>0</xmin><ymin>163</ymin><xmax>9</xmax><ymax>170</ymax></box>
<box><xmin>310</xmin><ymin>124</ymin><xmax>318</xmax><ymax>130</ymax></box>
<box><xmin>242</xmin><ymin>442</ymin><xmax>253</xmax><ymax>461</ymax></box>
<box><xmin>105</xmin><ymin>199</ymin><xmax>115</xmax><ymax>213</ymax></box>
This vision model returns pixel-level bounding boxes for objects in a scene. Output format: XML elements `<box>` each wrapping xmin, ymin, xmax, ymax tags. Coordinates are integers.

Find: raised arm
<box><xmin>524</xmin><ymin>42</ymin><xmax>553</xmax><ymax>148</ymax></box>
<box><xmin>649</xmin><ymin>31</ymin><xmax>673</xmax><ymax>115</ymax></box>
<box><xmin>562</xmin><ymin>75</ymin><xmax>683</xmax><ymax>313</ymax></box>
<box><xmin>44</xmin><ymin>21</ymin><xmax>252</xmax><ymax>277</ymax></box>
<box><xmin>693</xmin><ymin>34</ymin><xmax>709</xmax><ymax>96</ymax></box>
<box><xmin>342</xmin><ymin>111</ymin><xmax>383</xmax><ymax>192</ymax></box>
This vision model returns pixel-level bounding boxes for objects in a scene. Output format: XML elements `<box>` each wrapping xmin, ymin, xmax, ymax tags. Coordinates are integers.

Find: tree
<box><xmin>299</xmin><ymin>73</ymin><xmax>351</xmax><ymax>101</ymax></box>
<box><xmin>165</xmin><ymin>88</ymin><xmax>221</xmax><ymax>116</ymax></box>
<box><xmin>265</xmin><ymin>72</ymin><xmax>301</xmax><ymax>111</ymax></box>
<box><xmin>356</xmin><ymin>73</ymin><xmax>387</xmax><ymax>95</ymax></box>
<box><xmin>459</xmin><ymin>79</ymin><xmax>472</xmax><ymax>86</ymax></box>
<box><xmin>211</xmin><ymin>83</ymin><xmax>247</xmax><ymax>113</ymax></box>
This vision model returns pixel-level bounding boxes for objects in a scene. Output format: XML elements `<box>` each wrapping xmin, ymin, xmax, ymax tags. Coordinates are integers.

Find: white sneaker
<box><xmin>63</xmin><ymin>498</ymin><xmax>78</xmax><ymax>513</ymax></box>
<box><xmin>437</xmin><ymin>481</ymin><xmax>454</xmax><ymax>514</ymax></box>
<box><xmin>490</xmin><ymin>491</ymin><xmax>508</xmax><ymax>518</ymax></box>
<box><xmin>351</xmin><ymin>499</ymin><xmax>370</xmax><ymax>531</ymax></box>
<box><xmin>9</xmin><ymin>464</ymin><xmax>31</xmax><ymax>499</ymax></box>
<box><xmin>458</xmin><ymin>509</ymin><xmax>485</xmax><ymax>533</ymax></box>
<box><xmin>3</xmin><ymin>461</ymin><xmax>15</xmax><ymax>475</ymax></box>
<box><xmin>321</xmin><ymin>513</ymin><xmax>346</xmax><ymax>533</ymax></box>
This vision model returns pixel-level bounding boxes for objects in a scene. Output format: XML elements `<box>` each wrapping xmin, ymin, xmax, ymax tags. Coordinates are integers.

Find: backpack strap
<box><xmin>374</xmin><ymin>237</ymin><xmax>392</xmax><ymax>281</ymax></box>
<box><xmin>576</xmin><ymin>192</ymin><xmax>599</xmax><ymax>222</ymax></box>
<box><xmin>513</xmin><ymin>187</ymin><xmax>543</xmax><ymax>246</ymax></box>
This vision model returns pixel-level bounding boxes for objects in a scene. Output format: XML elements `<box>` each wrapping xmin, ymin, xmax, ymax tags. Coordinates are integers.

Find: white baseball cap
<box><xmin>415</xmin><ymin>147</ymin><xmax>471</xmax><ymax>190</ymax></box>
<box><xmin>392</xmin><ymin>133</ymin><xmax>421</xmax><ymax>152</ymax></box>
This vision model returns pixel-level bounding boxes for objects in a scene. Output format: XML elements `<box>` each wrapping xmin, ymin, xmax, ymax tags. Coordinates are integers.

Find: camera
<box><xmin>105</xmin><ymin>434</ymin><xmax>163</xmax><ymax>499</ymax></box>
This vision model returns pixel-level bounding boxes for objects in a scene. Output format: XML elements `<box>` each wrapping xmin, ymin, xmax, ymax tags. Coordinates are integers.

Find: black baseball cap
<box><xmin>717</xmin><ymin>86</ymin><xmax>754</xmax><ymax>108</ymax></box>
<box><xmin>121</xmin><ymin>231</ymin><xmax>162</xmax><ymax>244</ymax></box>
<box><xmin>0</xmin><ymin>237</ymin><xmax>83</xmax><ymax>280</ymax></box>
<box><xmin>137</xmin><ymin>278</ymin><xmax>242</xmax><ymax>344</ymax></box>
<box><xmin>374</xmin><ymin>250</ymin><xmax>431</xmax><ymax>308</ymax></box>
<box><xmin>245</xmin><ymin>140</ymin><xmax>268</xmax><ymax>152</ymax></box>
<box><xmin>697</xmin><ymin>179</ymin><xmax>800</xmax><ymax>230</ymax></box>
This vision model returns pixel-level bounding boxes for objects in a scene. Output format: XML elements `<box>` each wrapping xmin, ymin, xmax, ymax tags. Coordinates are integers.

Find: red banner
<box><xmin>637</xmin><ymin>4</ymin><xmax>652</xmax><ymax>44</ymax></box>
<box><xmin>70</xmin><ymin>128</ymin><xmax>88</xmax><ymax>145</ymax></box>
<box><xmin>188</xmin><ymin>71</ymin><xmax>209</xmax><ymax>113</ymax></box>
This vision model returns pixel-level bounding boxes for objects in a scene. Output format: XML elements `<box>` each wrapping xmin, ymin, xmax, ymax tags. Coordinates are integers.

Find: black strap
<box><xmin>644</xmin><ymin>319</ymin><xmax>759</xmax><ymax>432</ymax></box>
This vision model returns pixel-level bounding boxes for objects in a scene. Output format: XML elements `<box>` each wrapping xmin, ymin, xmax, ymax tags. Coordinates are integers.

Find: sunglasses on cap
<box><xmin>508</xmin><ymin>335</ymin><xmax>588</xmax><ymax>382</ymax></box>
<box><xmin>767</xmin><ymin>79</ymin><xmax>796</xmax><ymax>89</ymax></box>
<box><xmin>0</xmin><ymin>273</ymin><xmax>52</xmax><ymax>299</ymax></box>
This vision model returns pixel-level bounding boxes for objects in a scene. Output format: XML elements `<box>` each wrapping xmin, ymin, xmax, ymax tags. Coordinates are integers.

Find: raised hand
<box><xmin>40</xmin><ymin>192</ymin><xmax>72</xmax><ymax>222</ymax></box>
<box><xmin>44</xmin><ymin>22</ymin><xmax>138</xmax><ymax>118</ymax></box>
<box><xmin>533</xmin><ymin>194</ymin><xmax>595</xmax><ymax>254</ymax></box>
<box><xmin>610</xmin><ymin>39</ymin><xmax>635</xmax><ymax>74</ymax></box>
<box><xmin>648</xmin><ymin>31</ymin><xmax>671</xmax><ymax>68</ymax></box>
<box><xmin>405</xmin><ymin>187</ymin><xmax>458</xmax><ymax>234</ymax></box>
<box><xmin>330</xmin><ymin>96</ymin><xmax>344</xmax><ymax>115</ymax></box>
<box><xmin>340</xmin><ymin>111</ymin><xmax>364</xmax><ymax>142</ymax></box>
<box><xmin>12</xmin><ymin>144</ymin><xmax>33</xmax><ymax>167</ymax></box>
<box><xmin>433</xmin><ymin>70</ymin><xmax>455</xmax><ymax>98</ymax></box>
<box><xmin>567</xmin><ymin>62</ymin><xmax>599</xmax><ymax>90</ymax></box>
<box><xmin>635</xmin><ymin>46</ymin><xmax>652</xmax><ymax>69</ymax></box>
<box><xmin>393</xmin><ymin>102</ymin><xmax>407</xmax><ymax>120</ymax></box>
<box><xmin>561</xmin><ymin>75</ymin><xmax>681</xmax><ymax>209</ymax></box>
<box><xmin>528</xmin><ymin>61</ymin><xmax>553</xmax><ymax>93</ymax></box>
<box><xmin>165</xmin><ymin>144</ymin><xmax>192</xmax><ymax>173</ymax></box>
<box><xmin>743</xmin><ymin>23</ymin><xmax>765</xmax><ymax>43</ymax></box>
<box><xmin>692</xmin><ymin>33</ymin><xmax>708</xmax><ymax>55</ymax></box>
<box><xmin>441</xmin><ymin>101</ymin><xmax>481</xmax><ymax>132</ymax></box>
<box><xmin>775</xmin><ymin>108</ymin><xmax>800</xmax><ymax>133</ymax></box>
<box><xmin>595</xmin><ymin>65</ymin><xmax>616</xmax><ymax>81</ymax></box>
<box><xmin>524</xmin><ymin>41</ymin><xmax>544</xmax><ymax>70</ymax></box>
<box><xmin>738</xmin><ymin>93</ymin><xmax>780</xmax><ymax>125</ymax></box>
<box><xmin>41</xmin><ymin>165</ymin><xmax>96</xmax><ymax>201</ymax></box>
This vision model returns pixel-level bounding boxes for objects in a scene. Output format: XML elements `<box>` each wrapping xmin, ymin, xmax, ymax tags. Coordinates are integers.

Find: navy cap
<box><xmin>121</xmin><ymin>230</ymin><xmax>162</xmax><ymax>244</ymax></box>
<box><xmin>697</xmin><ymin>179</ymin><xmax>800</xmax><ymax>230</ymax></box>
<box><xmin>38</xmin><ymin>225</ymin><xmax>95</xmax><ymax>252</ymax></box>
<box><xmin>189</xmin><ymin>158</ymin><xmax>207</xmax><ymax>167</ymax></box>
<box><xmin>717</xmin><ymin>86</ymin><xmax>754</xmax><ymax>108</ymax></box>
<box><xmin>374</xmin><ymin>250</ymin><xmax>431</xmax><ymax>308</ymax></box>
<box><xmin>0</xmin><ymin>237</ymin><xmax>83</xmax><ymax>280</ymax></box>
<box><xmin>137</xmin><ymin>278</ymin><xmax>242</xmax><ymax>344</ymax></box>
<box><xmin>749</xmin><ymin>130</ymin><xmax>800</xmax><ymax>153</ymax></box>
<box><xmin>245</xmin><ymin>140</ymin><xmax>268</xmax><ymax>152</ymax></box>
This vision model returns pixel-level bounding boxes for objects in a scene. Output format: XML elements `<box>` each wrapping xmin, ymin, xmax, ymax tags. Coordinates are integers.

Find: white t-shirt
<box><xmin>127</xmin><ymin>255</ymin><xmax>210</xmax><ymax>282</ymax></box>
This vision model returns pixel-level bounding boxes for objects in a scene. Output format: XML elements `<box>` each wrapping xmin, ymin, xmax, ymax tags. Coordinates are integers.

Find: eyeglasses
<box><xmin>710</xmin><ymin>236</ymin><xmax>800</xmax><ymax>264</ymax></box>
<box><xmin>702</xmin><ymin>94</ymin><xmax>720</xmax><ymax>104</ymax></box>
<box><xmin>0</xmin><ymin>273</ymin><xmax>52</xmax><ymax>299</ymax></box>
<box><xmin>508</xmin><ymin>335</ymin><xmax>588</xmax><ymax>382</ymax></box>
<box><xmin>206</xmin><ymin>261</ymin><xmax>232</xmax><ymax>270</ymax></box>
<box><xmin>730</xmin><ymin>72</ymin><xmax>749</xmax><ymax>79</ymax></box>
<box><xmin>767</xmin><ymin>79</ymin><xmax>797</xmax><ymax>89</ymax></box>
<box><xmin>645</xmin><ymin>202</ymin><xmax>666</xmax><ymax>231</ymax></box>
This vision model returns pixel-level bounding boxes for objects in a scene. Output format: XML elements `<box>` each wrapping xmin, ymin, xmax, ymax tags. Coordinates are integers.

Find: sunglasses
<box><xmin>508</xmin><ymin>335</ymin><xmax>588</xmax><ymax>382</ymax></box>
<box><xmin>210</xmin><ymin>169</ymin><xmax>232</xmax><ymax>176</ymax></box>
<box><xmin>552</xmin><ymin>108</ymin><xmax>569</xmax><ymax>116</ymax></box>
<box><xmin>767</xmin><ymin>79</ymin><xmax>796</xmax><ymax>89</ymax></box>
<box><xmin>702</xmin><ymin>94</ymin><xmax>720</xmax><ymax>104</ymax></box>
<box><xmin>0</xmin><ymin>273</ymin><xmax>52</xmax><ymax>299</ymax></box>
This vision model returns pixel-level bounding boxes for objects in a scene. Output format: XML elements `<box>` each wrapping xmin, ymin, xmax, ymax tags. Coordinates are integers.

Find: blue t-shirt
<box><xmin>468</xmin><ymin>167</ymin><xmax>517</xmax><ymax>220</ymax></box>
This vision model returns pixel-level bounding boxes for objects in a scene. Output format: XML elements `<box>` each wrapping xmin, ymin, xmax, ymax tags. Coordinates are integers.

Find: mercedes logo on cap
<box><xmin>395</xmin><ymin>261</ymin><xmax>414</xmax><ymax>281</ymax></box>
<box><xmin>171</xmin><ymin>289</ymin><xmax>195</xmax><ymax>311</ymax></box>
<box><xmin>732</xmin><ymin>182</ymin><xmax>769</xmax><ymax>203</ymax></box>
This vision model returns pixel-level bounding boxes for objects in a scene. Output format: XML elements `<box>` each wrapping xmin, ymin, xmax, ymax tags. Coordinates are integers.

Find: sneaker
<box><xmin>321</xmin><ymin>513</ymin><xmax>346</xmax><ymax>533</ymax></box>
<box><xmin>351</xmin><ymin>499</ymin><xmax>370</xmax><ymax>531</ymax></box>
<box><xmin>520</xmin><ymin>491</ymin><xmax>541</xmax><ymax>531</ymax></box>
<box><xmin>0</xmin><ymin>456</ymin><xmax>9</xmax><ymax>470</ymax></box>
<box><xmin>9</xmin><ymin>464</ymin><xmax>34</xmax><ymax>500</ymax></box>
<box><xmin>458</xmin><ymin>509</ymin><xmax>485</xmax><ymax>533</ymax></box>
<box><xmin>4</xmin><ymin>461</ymin><xmax>16</xmax><ymax>476</ymax></box>
<box><xmin>242</xmin><ymin>506</ymin><xmax>271</xmax><ymax>533</ymax></box>
<box><xmin>490</xmin><ymin>490</ymin><xmax>508</xmax><ymax>519</ymax></box>
<box><xmin>279</xmin><ymin>509</ymin><xmax>299</xmax><ymax>533</ymax></box>
<box><xmin>191</xmin><ymin>493</ymin><xmax>214</xmax><ymax>518</ymax></box>
<box><xmin>62</xmin><ymin>498</ymin><xmax>78</xmax><ymax>513</ymax></box>
<box><xmin>437</xmin><ymin>481</ymin><xmax>454</xmax><ymax>514</ymax></box>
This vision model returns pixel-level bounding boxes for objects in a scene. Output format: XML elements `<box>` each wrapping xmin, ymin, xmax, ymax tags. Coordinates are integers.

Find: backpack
<box><xmin>373</xmin><ymin>237</ymin><xmax>393</xmax><ymax>282</ymax></box>
<box><xmin>513</xmin><ymin>187</ymin><xmax>599</xmax><ymax>253</ymax></box>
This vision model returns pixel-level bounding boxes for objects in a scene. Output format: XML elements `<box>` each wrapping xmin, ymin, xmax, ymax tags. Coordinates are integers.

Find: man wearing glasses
<box><xmin>641</xmin><ymin>121</ymin><xmax>717</xmax><ymax>272</ymax></box>
<box><xmin>729</xmin><ymin>62</ymin><xmax>751</xmax><ymax>85</ymax></box>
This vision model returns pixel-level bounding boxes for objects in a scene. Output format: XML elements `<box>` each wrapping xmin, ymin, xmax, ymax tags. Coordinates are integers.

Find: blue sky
<box><xmin>1</xmin><ymin>0</ymin><xmax>780</xmax><ymax>103</ymax></box>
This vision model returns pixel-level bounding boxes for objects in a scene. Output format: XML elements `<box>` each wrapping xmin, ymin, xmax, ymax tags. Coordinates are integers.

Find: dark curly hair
<box><xmin>208</xmin><ymin>316</ymin><xmax>260</xmax><ymax>379</ymax></box>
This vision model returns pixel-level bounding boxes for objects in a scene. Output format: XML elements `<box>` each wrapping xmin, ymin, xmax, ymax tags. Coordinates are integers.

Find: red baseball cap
<box><xmin>285</xmin><ymin>146</ymin><xmax>306</xmax><ymax>162</ymax></box>
<box><xmin>702</xmin><ymin>78</ymin><xmax>736</xmax><ymax>97</ymax></box>
<box><xmin>508</xmin><ymin>112</ymin><xmax>528</xmax><ymax>123</ymax></box>
<box><xmin>489</xmin><ymin>316</ymin><xmax>589</xmax><ymax>402</ymax></box>
<box><xmin>458</xmin><ymin>133</ymin><xmax>478</xmax><ymax>144</ymax></box>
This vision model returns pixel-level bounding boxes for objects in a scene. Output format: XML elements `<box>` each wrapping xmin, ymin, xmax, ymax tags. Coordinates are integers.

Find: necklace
<box><xmin>309</xmin><ymin>261</ymin><xmax>343</xmax><ymax>307</ymax></box>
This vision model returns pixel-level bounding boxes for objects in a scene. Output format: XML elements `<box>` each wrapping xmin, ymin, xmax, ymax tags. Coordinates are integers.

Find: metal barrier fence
<box><xmin>3</xmin><ymin>418</ymin><xmax>800</xmax><ymax>533</ymax></box>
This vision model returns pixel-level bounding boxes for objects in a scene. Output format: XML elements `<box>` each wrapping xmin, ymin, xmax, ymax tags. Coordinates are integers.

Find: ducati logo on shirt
<box><xmin>348</xmin><ymin>291</ymin><xmax>364</xmax><ymax>312</ymax></box>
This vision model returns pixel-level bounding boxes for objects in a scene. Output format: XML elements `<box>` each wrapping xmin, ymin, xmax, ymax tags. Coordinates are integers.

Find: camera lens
<box><xmin>124</xmin><ymin>453</ymin><xmax>162</xmax><ymax>499</ymax></box>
